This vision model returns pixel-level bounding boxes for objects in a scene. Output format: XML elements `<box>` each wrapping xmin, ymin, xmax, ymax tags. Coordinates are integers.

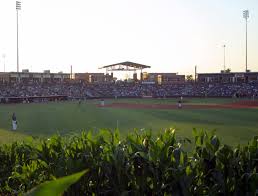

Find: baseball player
<box><xmin>12</xmin><ymin>113</ymin><xmax>18</xmax><ymax>130</ymax></box>
<box><xmin>178</xmin><ymin>100</ymin><xmax>182</xmax><ymax>109</ymax></box>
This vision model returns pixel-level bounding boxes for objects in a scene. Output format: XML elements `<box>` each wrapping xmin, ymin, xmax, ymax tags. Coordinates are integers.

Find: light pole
<box><xmin>16</xmin><ymin>1</ymin><xmax>21</xmax><ymax>73</ymax></box>
<box><xmin>243</xmin><ymin>10</ymin><xmax>249</xmax><ymax>72</ymax></box>
<box><xmin>223</xmin><ymin>45</ymin><xmax>226</xmax><ymax>72</ymax></box>
<box><xmin>2</xmin><ymin>54</ymin><xmax>6</xmax><ymax>72</ymax></box>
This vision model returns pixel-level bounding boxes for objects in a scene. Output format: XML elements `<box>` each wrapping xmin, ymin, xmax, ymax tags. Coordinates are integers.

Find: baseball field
<box><xmin>1</xmin><ymin>98</ymin><xmax>258</xmax><ymax>145</ymax></box>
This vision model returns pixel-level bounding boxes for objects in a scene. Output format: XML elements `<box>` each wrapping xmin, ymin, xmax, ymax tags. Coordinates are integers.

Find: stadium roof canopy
<box><xmin>99</xmin><ymin>61</ymin><xmax>150</xmax><ymax>72</ymax></box>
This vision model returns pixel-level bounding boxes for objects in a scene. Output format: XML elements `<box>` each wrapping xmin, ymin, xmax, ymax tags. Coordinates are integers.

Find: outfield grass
<box><xmin>0</xmin><ymin>128</ymin><xmax>30</xmax><ymax>143</ymax></box>
<box><xmin>0</xmin><ymin>98</ymin><xmax>258</xmax><ymax>145</ymax></box>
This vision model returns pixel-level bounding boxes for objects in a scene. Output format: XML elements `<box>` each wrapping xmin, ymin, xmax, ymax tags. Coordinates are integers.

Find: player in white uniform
<box><xmin>178</xmin><ymin>100</ymin><xmax>182</xmax><ymax>109</ymax></box>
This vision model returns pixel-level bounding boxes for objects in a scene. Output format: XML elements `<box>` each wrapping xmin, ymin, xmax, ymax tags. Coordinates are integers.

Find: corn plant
<box><xmin>0</xmin><ymin>128</ymin><xmax>257</xmax><ymax>195</ymax></box>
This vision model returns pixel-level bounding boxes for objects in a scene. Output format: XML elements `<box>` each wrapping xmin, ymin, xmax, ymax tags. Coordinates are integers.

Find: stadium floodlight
<box><xmin>16</xmin><ymin>1</ymin><xmax>21</xmax><ymax>73</ymax></box>
<box><xmin>243</xmin><ymin>10</ymin><xmax>249</xmax><ymax>72</ymax></box>
<box><xmin>243</xmin><ymin>10</ymin><xmax>249</xmax><ymax>19</ymax></box>
<box><xmin>16</xmin><ymin>1</ymin><xmax>21</xmax><ymax>10</ymax></box>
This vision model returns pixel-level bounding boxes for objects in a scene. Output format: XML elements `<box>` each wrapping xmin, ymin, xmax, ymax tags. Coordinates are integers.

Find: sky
<box><xmin>0</xmin><ymin>0</ymin><xmax>258</xmax><ymax>77</ymax></box>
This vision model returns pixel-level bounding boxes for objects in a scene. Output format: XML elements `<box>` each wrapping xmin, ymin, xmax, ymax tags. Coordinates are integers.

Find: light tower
<box><xmin>223</xmin><ymin>45</ymin><xmax>226</xmax><ymax>72</ymax></box>
<box><xmin>243</xmin><ymin>10</ymin><xmax>249</xmax><ymax>72</ymax></box>
<box><xmin>16</xmin><ymin>1</ymin><xmax>21</xmax><ymax>73</ymax></box>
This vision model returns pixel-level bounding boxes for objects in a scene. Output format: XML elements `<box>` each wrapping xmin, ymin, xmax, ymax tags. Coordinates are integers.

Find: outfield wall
<box><xmin>0</xmin><ymin>95</ymin><xmax>68</xmax><ymax>104</ymax></box>
<box><xmin>1</xmin><ymin>95</ymin><xmax>254</xmax><ymax>104</ymax></box>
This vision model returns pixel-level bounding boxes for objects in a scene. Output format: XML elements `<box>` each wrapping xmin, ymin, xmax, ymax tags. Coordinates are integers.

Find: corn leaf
<box><xmin>25</xmin><ymin>170</ymin><xmax>88</xmax><ymax>196</ymax></box>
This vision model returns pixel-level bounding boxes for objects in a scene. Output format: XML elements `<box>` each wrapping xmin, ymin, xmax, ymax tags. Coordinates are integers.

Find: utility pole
<box><xmin>194</xmin><ymin>65</ymin><xmax>197</xmax><ymax>83</ymax></box>
<box><xmin>223</xmin><ymin>45</ymin><xmax>226</xmax><ymax>71</ymax></box>
<box><xmin>2</xmin><ymin>54</ymin><xmax>6</xmax><ymax>72</ymax></box>
<box><xmin>243</xmin><ymin>10</ymin><xmax>249</xmax><ymax>72</ymax></box>
<box><xmin>70</xmin><ymin>65</ymin><xmax>73</xmax><ymax>79</ymax></box>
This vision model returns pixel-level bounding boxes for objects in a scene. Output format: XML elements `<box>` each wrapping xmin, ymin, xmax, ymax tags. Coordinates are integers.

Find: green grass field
<box><xmin>0</xmin><ymin>98</ymin><xmax>258</xmax><ymax>145</ymax></box>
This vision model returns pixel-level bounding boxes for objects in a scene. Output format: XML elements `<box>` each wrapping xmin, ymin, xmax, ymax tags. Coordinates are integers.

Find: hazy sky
<box><xmin>0</xmin><ymin>0</ymin><xmax>257</xmax><ymax>76</ymax></box>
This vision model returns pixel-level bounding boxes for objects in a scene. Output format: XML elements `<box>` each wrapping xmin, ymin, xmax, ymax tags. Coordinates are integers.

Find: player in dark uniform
<box><xmin>12</xmin><ymin>113</ymin><xmax>18</xmax><ymax>130</ymax></box>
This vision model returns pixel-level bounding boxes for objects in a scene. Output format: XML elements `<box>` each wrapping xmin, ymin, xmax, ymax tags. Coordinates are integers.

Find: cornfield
<box><xmin>0</xmin><ymin>129</ymin><xmax>258</xmax><ymax>195</ymax></box>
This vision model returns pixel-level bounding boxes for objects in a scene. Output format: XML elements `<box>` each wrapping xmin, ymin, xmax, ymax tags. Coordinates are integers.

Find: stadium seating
<box><xmin>1</xmin><ymin>81</ymin><xmax>258</xmax><ymax>102</ymax></box>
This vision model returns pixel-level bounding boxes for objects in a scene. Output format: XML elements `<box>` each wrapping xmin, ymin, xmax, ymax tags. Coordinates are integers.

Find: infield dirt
<box><xmin>101</xmin><ymin>100</ymin><xmax>258</xmax><ymax>110</ymax></box>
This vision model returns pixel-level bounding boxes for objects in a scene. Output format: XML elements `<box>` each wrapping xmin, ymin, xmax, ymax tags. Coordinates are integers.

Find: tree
<box><xmin>186</xmin><ymin>75</ymin><xmax>194</xmax><ymax>82</ymax></box>
<box><xmin>225</xmin><ymin>68</ymin><xmax>231</xmax><ymax>73</ymax></box>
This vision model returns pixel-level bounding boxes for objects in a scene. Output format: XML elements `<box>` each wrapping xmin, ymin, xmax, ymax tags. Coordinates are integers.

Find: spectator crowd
<box><xmin>1</xmin><ymin>81</ymin><xmax>258</xmax><ymax>103</ymax></box>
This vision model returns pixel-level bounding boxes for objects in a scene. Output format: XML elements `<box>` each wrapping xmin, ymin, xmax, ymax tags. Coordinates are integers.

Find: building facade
<box><xmin>0</xmin><ymin>70</ymin><xmax>70</xmax><ymax>83</ymax></box>
<box><xmin>74</xmin><ymin>73</ymin><xmax>113</xmax><ymax>83</ymax></box>
<box><xmin>198</xmin><ymin>72</ymin><xmax>258</xmax><ymax>83</ymax></box>
<box><xmin>142</xmin><ymin>72</ymin><xmax>185</xmax><ymax>84</ymax></box>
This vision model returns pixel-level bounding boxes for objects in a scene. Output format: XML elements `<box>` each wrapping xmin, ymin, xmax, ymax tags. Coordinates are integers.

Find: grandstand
<box><xmin>1</xmin><ymin>75</ymin><xmax>258</xmax><ymax>104</ymax></box>
<box><xmin>1</xmin><ymin>67</ymin><xmax>258</xmax><ymax>104</ymax></box>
